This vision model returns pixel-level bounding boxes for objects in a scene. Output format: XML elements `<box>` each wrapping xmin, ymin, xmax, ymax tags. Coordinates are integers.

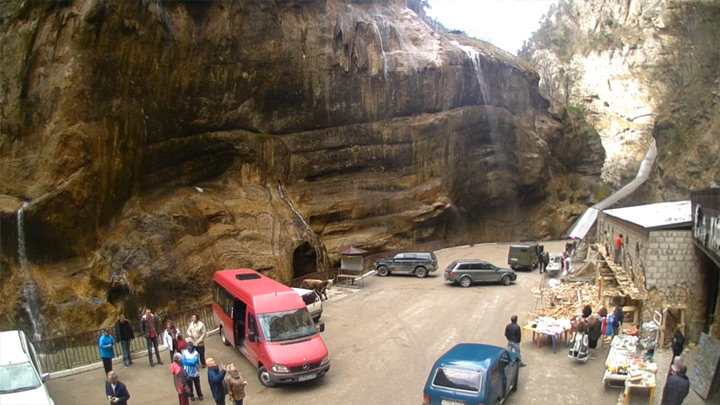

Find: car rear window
<box><xmin>432</xmin><ymin>367</ymin><xmax>482</xmax><ymax>392</ymax></box>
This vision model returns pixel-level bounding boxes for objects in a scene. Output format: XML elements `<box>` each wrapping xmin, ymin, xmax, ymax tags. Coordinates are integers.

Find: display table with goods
<box><xmin>522</xmin><ymin>317</ymin><xmax>572</xmax><ymax>354</ymax></box>
<box><xmin>603</xmin><ymin>335</ymin><xmax>657</xmax><ymax>392</ymax></box>
<box><xmin>622</xmin><ymin>368</ymin><xmax>657</xmax><ymax>405</ymax></box>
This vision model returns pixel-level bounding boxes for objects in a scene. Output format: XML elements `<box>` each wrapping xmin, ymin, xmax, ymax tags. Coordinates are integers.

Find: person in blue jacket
<box><xmin>99</xmin><ymin>327</ymin><xmax>116</xmax><ymax>375</ymax></box>
<box><xmin>206</xmin><ymin>357</ymin><xmax>227</xmax><ymax>405</ymax></box>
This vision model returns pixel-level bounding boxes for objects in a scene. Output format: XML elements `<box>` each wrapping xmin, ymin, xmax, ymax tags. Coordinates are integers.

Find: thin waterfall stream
<box><xmin>18</xmin><ymin>202</ymin><xmax>44</xmax><ymax>340</ymax></box>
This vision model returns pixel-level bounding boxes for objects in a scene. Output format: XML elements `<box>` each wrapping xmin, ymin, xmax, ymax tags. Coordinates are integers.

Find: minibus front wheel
<box><xmin>258</xmin><ymin>366</ymin><xmax>277</xmax><ymax>387</ymax></box>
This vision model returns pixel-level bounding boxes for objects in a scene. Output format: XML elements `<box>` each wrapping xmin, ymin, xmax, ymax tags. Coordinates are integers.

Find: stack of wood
<box><xmin>530</xmin><ymin>282</ymin><xmax>603</xmax><ymax>319</ymax></box>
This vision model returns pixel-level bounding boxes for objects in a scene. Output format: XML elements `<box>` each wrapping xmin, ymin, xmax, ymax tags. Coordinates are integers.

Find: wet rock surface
<box><xmin>0</xmin><ymin>0</ymin><xmax>603</xmax><ymax>334</ymax></box>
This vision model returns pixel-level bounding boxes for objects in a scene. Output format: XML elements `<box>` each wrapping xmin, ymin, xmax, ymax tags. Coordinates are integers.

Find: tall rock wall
<box><xmin>524</xmin><ymin>0</ymin><xmax>720</xmax><ymax>196</ymax></box>
<box><xmin>0</xmin><ymin>0</ymin><xmax>603</xmax><ymax>335</ymax></box>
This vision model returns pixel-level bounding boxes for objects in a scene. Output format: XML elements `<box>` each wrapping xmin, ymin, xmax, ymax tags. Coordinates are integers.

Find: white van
<box><xmin>0</xmin><ymin>330</ymin><xmax>55</xmax><ymax>405</ymax></box>
<box><xmin>292</xmin><ymin>287</ymin><xmax>324</xmax><ymax>321</ymax></box>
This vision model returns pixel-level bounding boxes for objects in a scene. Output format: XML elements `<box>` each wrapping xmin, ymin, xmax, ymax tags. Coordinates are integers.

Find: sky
<box><xmin>426</xmin><ymin>0</ymin><xmax>558</xmax><ymax>54</ymax></box>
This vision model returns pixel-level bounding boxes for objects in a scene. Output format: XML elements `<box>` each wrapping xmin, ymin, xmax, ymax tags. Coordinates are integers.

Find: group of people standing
<box><xmin>172</xmin><ymin>353</ymin><xmax>248</xmax><ymax>405</ymax></box>
<box><xmin>98</xmin><ymin>310</ymin><xmax>248</xmax><ymax>404</ymax></box>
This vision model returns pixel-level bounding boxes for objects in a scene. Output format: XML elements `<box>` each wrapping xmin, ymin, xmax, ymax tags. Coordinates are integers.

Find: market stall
<box><xmin>603</xmin><ymin>335</ymin><xmax>657</xmax><ymax>395</ymax></box>
<box><xmin>522</xmin><ymin>317</ymin><xmax>571</xmax><ymax>354</ymax></box>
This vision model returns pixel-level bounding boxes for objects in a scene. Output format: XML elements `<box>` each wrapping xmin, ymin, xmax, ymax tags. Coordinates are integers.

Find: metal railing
<box><xmin>34</xmin><ymin>240</ymin><xmax>460</xmax><ymax>373</ymax></box>
<box><xmin>34</xmin><ymin>304</ymin><xmax>215</xmax><ymax>373</ymax></box>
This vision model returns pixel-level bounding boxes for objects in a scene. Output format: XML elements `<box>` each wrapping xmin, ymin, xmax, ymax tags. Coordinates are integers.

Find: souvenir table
<box><xmin>603</xmin><ymin>335</ymin><xmax>657</xmax><ymax>393</ymax></box>
<box><xmin>522</xmin><ymin>317</ymin><xmax>571</xmax><ymax>354</ymax></box>
<box><xmin>622</xmin><ymin>370</ymin><xmax>656</xmax><ymax>405</ymax></box>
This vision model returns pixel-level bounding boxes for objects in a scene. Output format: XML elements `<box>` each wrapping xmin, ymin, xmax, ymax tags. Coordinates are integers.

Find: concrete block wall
<box><xmin>645</xmin><ymin>230</ymin><xmax>701</xmax><ymax>288</ymax></box>
<box><xmin>644</xmin><ymin>230</ymin><xmax>705</xmax><ymax>340</ymax></box>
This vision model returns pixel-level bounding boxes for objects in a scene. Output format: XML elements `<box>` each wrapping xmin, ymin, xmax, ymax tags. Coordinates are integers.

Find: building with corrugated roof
<box><xmin>596</xmin><ymin>200</ymin><xmax>705</xmax><ymax>342</ymax></box>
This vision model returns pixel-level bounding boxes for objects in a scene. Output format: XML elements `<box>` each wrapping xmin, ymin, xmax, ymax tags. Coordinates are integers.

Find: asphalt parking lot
<box><xmin>47</xmin><ymin>241</ymin><xmax>707</xmax><ymax>404</ymax></box>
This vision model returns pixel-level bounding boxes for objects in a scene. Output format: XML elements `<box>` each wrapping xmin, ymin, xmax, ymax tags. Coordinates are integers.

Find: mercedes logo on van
<box><xmin>302</xmin><ymin>363</ymin><xmax>310</xmax><ymax>370</ymax></box>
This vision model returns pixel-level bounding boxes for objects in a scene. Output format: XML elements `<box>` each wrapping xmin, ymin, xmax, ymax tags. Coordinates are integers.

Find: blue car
<box><xmin>423</xmin><ymin>343</ymin><xmax>520</xmax><ymax>405</ymax></box>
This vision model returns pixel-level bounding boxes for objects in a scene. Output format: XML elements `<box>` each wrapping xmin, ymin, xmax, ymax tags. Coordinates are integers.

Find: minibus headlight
<box><xmin>320</xmin><ymin>355</ymin><xmax>329</xmax><ymax>366</ymax></box>
<box><xmin>272</xmin><ymin>364</ymin><xmax>289</xmax><ymax>373</ymax></box>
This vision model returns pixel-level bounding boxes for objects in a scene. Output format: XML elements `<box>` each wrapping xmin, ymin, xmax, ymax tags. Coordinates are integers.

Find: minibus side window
<box><xmin>248</xmin><ymin>315</ymin><xmax>258</xmax><ymax>342</ymax></box>
<box><xmin>214</xmin><ymin>282</ymin><xmax>234</xmax><ymax>318</ymax></box>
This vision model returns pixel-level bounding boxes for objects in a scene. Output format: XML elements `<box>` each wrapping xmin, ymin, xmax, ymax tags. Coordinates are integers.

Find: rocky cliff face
<box><xmin>523</xmin><ymin>0</ymin><xmax>720</xmax><ymax>196</ymax></box>
<box><xmin>0</xmin><ymin>0</ymin><xmax>603</xmax><ymax>335</ymax></box>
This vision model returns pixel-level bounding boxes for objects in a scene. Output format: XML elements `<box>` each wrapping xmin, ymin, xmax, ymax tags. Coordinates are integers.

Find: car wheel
<box><xmin>220</xmin><ymin>326</ymin><xmax>231</xmax><ymax>346</ymax></box>
<box><xmin>377</xmin><ymin>266</ymin><xmax>389</xmax><ymax>277</ymax></box>
<box><xmin>459</xmin><ymin>276</ymin><xmax>472</xmax><ymax>288</ymax></box>
<box><xmin>415</xmin><ymin>267</ymin><xmax>428</xmax><ymax>278</ymax></box>
<box><xmin>501</xmin><ymin>275</ymin><xmax>511</xmax><ymax>286</ymax></box>
<box><xmin>512</xmin><ymin>366</ymin><xmax>519</xmax><ymax>392</ymax></box>
<box><xmin>258</xmin><ymin>366</ymin><xmax>276</xmax><ymax>387</ymax></box>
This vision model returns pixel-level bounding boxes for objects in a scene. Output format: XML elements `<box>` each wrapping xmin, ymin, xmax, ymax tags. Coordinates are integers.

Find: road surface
<box><xmin>48</xmin><ymin>241</ymin><xmax>702</xmax><ymax>404</ymax></box>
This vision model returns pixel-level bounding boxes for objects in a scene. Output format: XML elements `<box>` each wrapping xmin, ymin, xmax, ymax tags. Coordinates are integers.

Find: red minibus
<box><xmin>212</xmin><ymin>269</ymin><xmax>330</xmax><ymax>387</ymax></box>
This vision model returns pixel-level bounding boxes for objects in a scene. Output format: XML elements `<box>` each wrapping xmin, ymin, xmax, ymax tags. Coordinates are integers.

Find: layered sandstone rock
<box><xmin>0</xmin><ymin>0</ymin><xmax>603</xmax><ymax>335</ymax></box>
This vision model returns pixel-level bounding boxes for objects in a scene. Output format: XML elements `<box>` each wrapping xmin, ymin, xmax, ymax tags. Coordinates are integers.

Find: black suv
<box><xmin>444</xmin><ymin>259</ymin><xmax>516</xmax><ymax>287</ymax></box>
<box><xmin>373</xmin><ymin>252</ymin><xmax>438</xmax><ymax>278</ymax></box>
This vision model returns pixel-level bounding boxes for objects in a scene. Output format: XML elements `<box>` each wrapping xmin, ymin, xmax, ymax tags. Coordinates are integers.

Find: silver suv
<box><xmin>444</xmin><ymin>260</ymin><xmax>516</xmax><ymax>287</ymax></box>
<box><xmin>373</xmin><ymin>252</ymin><xmax>438</xmax><ymax>278</ymax></box>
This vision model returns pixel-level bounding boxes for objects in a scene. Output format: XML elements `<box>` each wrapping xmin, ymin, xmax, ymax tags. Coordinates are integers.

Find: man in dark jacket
<box><xmin>140</xmin><ymin>308</ymin><xmax>163</xmax><ymax>367</ymax></box>
<box><xmin>504</xmin><ymin>315</ymin><xmax>526</xmax><ymax>367</ymax></box>
<box><xmin>671</xmin><ymin>329</ymin><xmax>685</xmax><ymax>358</ymax></box>
<box><xmin>661</xmin><ymin>365</ymin><xmax>690</xmax><ymax>405</ymax></box>
<box><xmin>612</xmin><ymin>304</ymin><xmax>624</xmax><ymax>337</ymax></box>
<box><xmin>105</xmin><ymin>371</ymin><xmax>130</xmax><ymax>405</ymax></box>
<box><xmin>115</xmin><ymin>314</ymin><xmax>135</xmax><ymax>367</ymax></box>
<box><xmin>206</xmin><ymin>358</ymin><xmax>227</xmax><ymax>405</ymax></box>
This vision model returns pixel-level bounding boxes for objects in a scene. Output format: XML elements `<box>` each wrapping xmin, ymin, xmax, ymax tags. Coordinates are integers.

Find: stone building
<box><xmin>597</xmin><ymin>201</ymin><xmax>706</xmax><ymax>341</ymax></box>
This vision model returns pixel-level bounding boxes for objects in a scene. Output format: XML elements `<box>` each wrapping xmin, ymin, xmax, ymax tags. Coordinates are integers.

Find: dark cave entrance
<box><xmin>292</xmin><ymin>242</ymin><xmax>317</xmax><ymax>277</ymax></box>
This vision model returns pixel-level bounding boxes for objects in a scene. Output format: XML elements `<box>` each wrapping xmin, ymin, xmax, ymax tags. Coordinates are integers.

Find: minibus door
<box><xmin>233</xmin><ymin>299</ymin><xmax>247</xmax><ymax>349</ymax></box>
<box><xmin>243</xmin><ymin>313</ymin><xmax>263</xmax><ymax>364</ymax></box>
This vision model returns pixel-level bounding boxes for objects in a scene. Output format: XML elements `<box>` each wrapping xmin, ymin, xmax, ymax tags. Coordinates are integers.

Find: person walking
<box><xmin>540</xmin><ymin>251</ymin><xmax>549</xmax><ymax>274</ymax></box>
<box><xmin>172</xmin><ymin>353</ymin><xmax>191</xmax><ymax>405</ymax></box>
<box><xmin>668</xmin><ymin>355</ymin><xmax>684</xmax><ymax>376</ymax></box>
<box><xmin>187</xmin><ymin>314</ymin><xmax>208</xmax><ymax>368</ymax></box>
<box><xmin>99</xmin><ymin>327</ymin><xmax>116</xmax><ymax>375</ymax></box>
<box><xmin>182</xmin><ymin>340</ymin><xmax>204</xmax><ymax>401</ymax></box>
<box><xmin>614</xmin><ymin>234</ymin><xmax>623</xmax><ymax>264</ymax></box>
<box><xmin>105</xmin><ymin>371</ymin><xmax>130</xmax><ymax>405</ymax></box>
<box><xmin>671</xmin><ymin>329</ymin><xmax>685</xmax><ymax>358</ymax></box>
<box><xmin>224</xmin><ymin>363</ymin><xmax>248</xmax><ymax>405</ymax></box>
<box><xmin>115</xmin><ymin>314</ymin><xmax>135</xmax><ymax>367</ymax></box>
<box><xmin>504</xmin><ymin>315</ymin><xmax>526</xmax><ymax>367</ymax></box>
<box><xmin>140</xmin><ymin>308</ymin><xmax>163</xmax><ymax>367</ymax></box>
<box><xmin>603</xmin><ymin>230</ymin><xmax>611</xmax><ymax>254</ymax></box>
<box><xmin>612</xmin><ymin>303</ymin><xmax>624</xmax><ymax>337</ymax></box>
<box><xmin>206</xmin><ymin>358</ymin><xmax>227</xmax><ymax>405</ymax></box>
<box><xmin>164</xmin><ymin>321</ymin><xmax>180</xmax><ymax>364</ymax></box>
<box><xmin>661</xmin><ymin>365</ymin><xmax>690</xmax><ymax>405</ymax></box>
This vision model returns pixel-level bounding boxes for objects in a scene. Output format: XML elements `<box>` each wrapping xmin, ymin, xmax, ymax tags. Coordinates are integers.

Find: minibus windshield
<box><xmin>258</xmin><ymin>308</ymin><xmax>316</xmax><ymax>342</ymax></box>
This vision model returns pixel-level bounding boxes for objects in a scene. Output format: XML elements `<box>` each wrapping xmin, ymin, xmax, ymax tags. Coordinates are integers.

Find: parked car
<box><xmin>0</xmin><ymin>330</ymin><xmax>55</xmax><ymax>405</ymax></box>
<box><xmin>546</xmin><ymin>254</ymin><xmax>563</xmax><ymax>275</ymax></box>
<box><xmin>423</xmin><ymin>343</ymin><xmax>520</xmax><ymax>405</ymax></box>
<box><xmin>292</xmin><ymin>287</ymin><xmax>323</xmax><ymax>321</ymax></box>
<box><xmin>373</xmin><ymin>252</ymin><xmax>438</xmax><ymax>278</ymax></box>
<box><xmin>507</xmin><ymin>240</ymin><xmax>544</xmax><ymax>271</ymax></box>
<box><xmin>444</xmin><ymin>259</ymin><xmax>516</xmax><ymax>287</ymax></box>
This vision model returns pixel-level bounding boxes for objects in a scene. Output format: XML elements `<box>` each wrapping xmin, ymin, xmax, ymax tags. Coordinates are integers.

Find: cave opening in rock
<box><xmin>292</xmin><ymin>242</ymin><xmax>317</xmax><ymax>278</ymax></box>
